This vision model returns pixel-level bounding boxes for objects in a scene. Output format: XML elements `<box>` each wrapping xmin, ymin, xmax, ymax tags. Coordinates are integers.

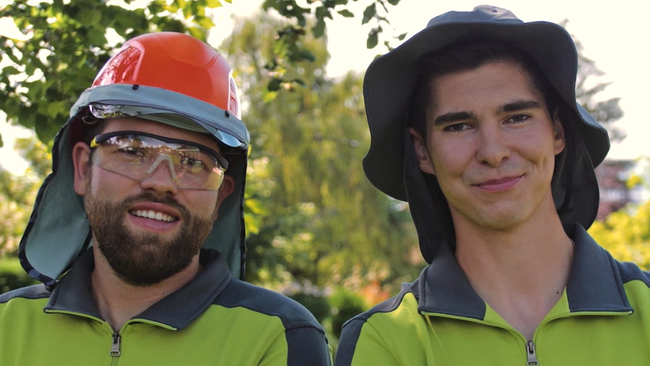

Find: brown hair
<box><xmin>409</xmin><ymin>40</ymin><xmax>561</xmax><ymax>140</ymax></box>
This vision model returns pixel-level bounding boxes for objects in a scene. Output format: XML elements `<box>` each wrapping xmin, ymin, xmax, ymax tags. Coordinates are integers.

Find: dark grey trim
<box><xmin>335</xmin><ymin>287</ymin><xmax>412</xmax><ymax>366</ymax></box>
<box><xmin>0</xmin><ymin>284</ymin><xmax>50</xmax><ymax>304</ymax></box>
<box><xmin>566</xmin><ymin>224</ymin><xmax>635</xmax><ymax>313</ymax></box>
<box><xmin>417</xmin><ymin>243</ymin><xmax>486</xmax><ymax>319</ymax></box>
<box><xmin>286</xmin><ymin>326</ymin><xmax>332</xmax><ymax>366</ymax></box>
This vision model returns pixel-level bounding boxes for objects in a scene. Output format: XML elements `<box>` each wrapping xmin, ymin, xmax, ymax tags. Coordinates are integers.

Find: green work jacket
<box><xmin>0</xmin><ymin>249</ymin><xmax>331</xmax><ymax>365</ymax></box>
<box><xmin>336</xmin><ymin>225</ymin><xmax>650</xmax><ymax>365</ymax></box>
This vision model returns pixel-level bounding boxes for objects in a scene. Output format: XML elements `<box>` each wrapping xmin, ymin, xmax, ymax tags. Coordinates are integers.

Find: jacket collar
<box><xmin>415</xmin><ymin>223</ymin><xmax>633</xmax><ymax>319</ymax></box>
<box><xmin>44</xmin><ymin>248</ymin><xmax>231</xmax><ymax>330</ymax></box>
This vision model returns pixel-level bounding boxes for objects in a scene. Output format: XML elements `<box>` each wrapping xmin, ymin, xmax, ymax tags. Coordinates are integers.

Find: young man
<box><xmin>336</xmin><ymin>5</ymin><xmax>650</xmax><ymax>365</ymax></box>
<box><xmin>0</xmin><ymin>32</ymin><xmax>331</xmax><ymax>365</ymax></box>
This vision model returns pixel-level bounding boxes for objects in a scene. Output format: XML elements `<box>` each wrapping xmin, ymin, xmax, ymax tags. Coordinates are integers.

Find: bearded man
<box><xmin>0</xmin><ymin>32</ymin><xmax>331</xmax><ymax>366</ymax></box>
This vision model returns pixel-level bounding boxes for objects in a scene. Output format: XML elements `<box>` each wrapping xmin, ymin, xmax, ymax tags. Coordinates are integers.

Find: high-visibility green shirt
<box><xmin>336</xmin><ymin>225</ymin><xmax>650</xmax><ymax>365</ymax></box>
<box><xmin>0</xmin><ymin>249</ymin><xmax>332</xmax><ymax>366</ymax></box>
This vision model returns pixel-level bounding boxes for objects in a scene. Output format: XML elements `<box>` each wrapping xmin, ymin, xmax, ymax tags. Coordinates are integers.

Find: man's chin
<box><xmin>106</xmin><ymin>251</ymin><xmax>194</xmax><ymax>287</ymax></box>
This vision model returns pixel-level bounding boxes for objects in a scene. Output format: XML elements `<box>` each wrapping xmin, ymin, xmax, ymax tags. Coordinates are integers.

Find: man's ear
<box><xmin>72</xmin><ymin>142</ymin><xmax>92</xmax><ymax>196</ymax></box>
<box><xmin>212</xmin><ymin>175</ymin><xmax>236</xmax><ymax>220</ymax></box>
<box><xmin>408</xmin><ymin>127</ymin><xmax>436</xmax><ymax>175</ymax></box>
<box><xmin>552</xmin><ymin>111</ymin><xmax>566</xmax><ymax>155</ymax></box>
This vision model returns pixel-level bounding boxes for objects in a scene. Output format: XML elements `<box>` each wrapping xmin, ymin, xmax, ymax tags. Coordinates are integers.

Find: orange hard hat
<box><xmin>92</xmin><ymin>32</ymin><xmax>240</xmax><ymax>119</ymax></box>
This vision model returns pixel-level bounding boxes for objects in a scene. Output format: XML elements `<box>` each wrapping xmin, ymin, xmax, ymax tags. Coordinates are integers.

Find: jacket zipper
<box><xmin>526</xmin><ymin>340</ymin><xmax>538</xmax><ymax>366</ymax></box>
<box><xmin>110</xmin><ymin>331</ymin><xmax>121</xmax><ymax>365</ymax></box>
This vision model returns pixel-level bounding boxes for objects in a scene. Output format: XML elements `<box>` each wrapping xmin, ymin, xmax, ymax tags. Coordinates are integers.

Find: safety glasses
<box><xmin>90</xmin><ymin>131</ymin><xmax>228</xmax><ymax>191</ymax></box>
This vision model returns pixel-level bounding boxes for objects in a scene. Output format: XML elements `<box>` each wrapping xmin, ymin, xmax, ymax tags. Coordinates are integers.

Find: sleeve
<box><xmin>258</xmin><ymin>325</ymin><xmax>333</xmax><ymax>366</ymax></box>
<box><xmin>335</xmin><ymin>318</ymin><xmax>399</xmax><ymax>366</ymax></box>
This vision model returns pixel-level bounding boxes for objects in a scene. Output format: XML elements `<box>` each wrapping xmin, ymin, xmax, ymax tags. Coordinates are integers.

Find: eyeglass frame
<box><xmin>89</xmin><ymin>130</ymin><xmax>229</xmax><ymax>190</ymax></box>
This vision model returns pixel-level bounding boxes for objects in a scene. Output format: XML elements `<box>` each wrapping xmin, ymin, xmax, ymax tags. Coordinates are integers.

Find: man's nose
<box><xmin>476</xmin><ymin>123</ymin><xmax>510</xmax><ymax>167</ymax></box>
<box><xmin>139</xmin><ymin>154</ymin><xmax>179</xmax><ymax>194</ymax></box>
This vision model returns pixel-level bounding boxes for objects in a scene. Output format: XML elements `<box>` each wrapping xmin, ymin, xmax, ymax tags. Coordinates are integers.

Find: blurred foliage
<box><xmin>289</xmin><ymin>292</ymin><xmax>331</xmax><ymax>324</ymax></box>
<box><xmin>224</xmin><ymin>12</ymin><xmax>422</xmax><ymax>295</ymax></box>
<box><xmin>261</xmin><ymin>0</ymin><xmax>404</xmax><ymax>94</ymax></box>
<box><xmin>0</xmin><ymin>136</ymin><xmax>51</xmax><ymax>255</ymax></box>
<box><xmin>590</xmin><ymin>160</ymin><xmax>650</xmax><ymax>267</ymax></box>
<box><xmin>0</xmin><ymin>257</ymin><xmax>38</xmax><ymax>294</ymax></box>
<box><xmin>329</xmin><ymin>287</ymin><xmax>368</xmax><ymax>339</ymax></box>
<box><xmin>590</xmin><ymin>199</ymin><xmax>650</xmax><ymax>269</ymax></box>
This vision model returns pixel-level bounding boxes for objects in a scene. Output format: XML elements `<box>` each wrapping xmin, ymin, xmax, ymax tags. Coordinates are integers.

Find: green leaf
<box><xmin>362</xmin><ymin>3</ymin><xmax>376</xmax><ymax>24</ymax></box>
<box><xmin>46</xmin><ymin>100</ymin><xmax>66</xmax><ymax>117</ymax></box>
<box><xmin>79</xmin><ymin>8</ymin><xmax>102</xmax><ymax>24</ymax></box>
<box><xmin>148</xmin><ymin>1</ymin><xmax>166</xmax><ymax>14</ymax></box>
<box><xmin>0</xmin><ymin>66</ymin><xmax>21</xmax><ymax>76</ymax></box>
<box><xmin>337</xmin><ymin>9</ymin><xmax>354</xmax><ymax>18</ymax></box>
<box><xmin>366</xmin><ymin>28</ymin><xmax>379</xmax><ymax>49</ymax></box>
<box><xmin>187</xmin><ymin>27</ymin><xmax>206</xmax><ymax>41</ymax></box>
<box><xmin>262</xmin><ymin>89</ymin><xmax>277</xmax><ymax>102</ymax></box>
<box><xmin>291</xmin><ymin>78</ymin><xmax>306</xmax><ymax>87</ymax></box>
<box><xmin>315</xmin><ymin>5</ymin><xmax>333</xmax><ymax>21</ymax></box>
<box><xmin>295</xmin><ymin>49</ymin><xmax>315</xmax><ymax>62</ymax></box>
<box><xmin>313</xmin><ymin>19</ymin><xmax>326</xmax><ymax>38</ymax></box>
<box><xmin>205</xmin><ymin>0</ymin><xmax>222</xmax><ymax>8</ymax></box>
<box><xmin>387</xmin><ymin>0</ymin><xmax>400</xmax><ymax>5</ymax></box>
<box><xmin>197</xmin><ymin>16</ymin><xmax>215</xmax><ymax>29</ymax></box>
<box><xmin>268</xmin><ymin>77</ymin><xmax>283</xmax><ymax>91</ymax></box>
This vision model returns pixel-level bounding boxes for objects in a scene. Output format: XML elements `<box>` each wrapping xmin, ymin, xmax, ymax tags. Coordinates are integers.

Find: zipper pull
<box><xmin>110</xmin><ymin>331</ymin><xmax>121</xmax><ymax>357</ymax></box>
<box><xmin>526</xmin><ymin>340</ymin><xmax>538</xmax><ymax>366</ymax></box>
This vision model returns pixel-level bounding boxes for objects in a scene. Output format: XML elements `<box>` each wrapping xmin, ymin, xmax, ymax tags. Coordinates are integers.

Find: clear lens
<box><xmin>90</xmin><ymin>132</ymin><xmax>226</xmax><ymax>191</ymax></box>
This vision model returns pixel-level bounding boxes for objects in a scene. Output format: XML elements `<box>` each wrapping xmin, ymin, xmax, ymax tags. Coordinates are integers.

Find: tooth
<box><xmin>130</xmin><ymin>209</ymin><xmax>175</xmax><ymax>222</ymax></box>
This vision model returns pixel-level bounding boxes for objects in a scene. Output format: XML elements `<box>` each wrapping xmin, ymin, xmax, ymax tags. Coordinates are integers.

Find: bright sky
<box><xmin>1</xmin><ymin>0</ymin><xmax>648</xmax><ymax>175</ymax></box>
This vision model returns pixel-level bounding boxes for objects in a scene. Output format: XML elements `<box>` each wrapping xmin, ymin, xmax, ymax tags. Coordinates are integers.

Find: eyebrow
<box><xmin>498</xmin><ymin>100</ymin><xmax>542</xmax><ymax>114</ymax></box>
<box><xmin>433</xmin><ymin>100</ymin><xmax>542</xmax><ymax>126</ymax></box>
<box><xmin>433</xmin><ymin>111</ymin><xmax>476</xmax><ymax>125</ymax></box>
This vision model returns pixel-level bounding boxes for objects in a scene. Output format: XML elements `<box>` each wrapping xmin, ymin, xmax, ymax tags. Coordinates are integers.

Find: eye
<box><xmin>181</xmin><ymin>156</ymin><xmax>203</xmax><ymax>168</ymax></box>
<box><xmin>443</xmin><ymin>123</ymin><xmax>472</xmax><ymax>132</ymax></box>
<box><xmin>118</xmin><ymin>146</ymin><xmax>146</xmax><ymax>157</ymax></box>
<box><xmin>505</xmin><ymin>114</ymin><xmax>530</xmax><ymax>124</ymax></box>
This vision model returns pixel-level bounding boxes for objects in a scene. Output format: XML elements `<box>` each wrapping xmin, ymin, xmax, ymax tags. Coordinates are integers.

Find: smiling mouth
<box><xmin>477</xmin><ymin>175</ymin><xmax>522</xmax><ymax>186</ymax></box>
<box><xmin>129</xmin><ymin>210</ymin><xmax>178</xmax><ymax>222</ymax></box>
<box><xmin>472</xmin><ymin>175</ymin><xmax>524</xmax><ymax>192</ymax></box>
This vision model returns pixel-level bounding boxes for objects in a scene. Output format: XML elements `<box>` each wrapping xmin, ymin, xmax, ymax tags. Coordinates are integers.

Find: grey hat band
<box><xmin>73</xmin><ymin>84</ymin><xmax>250</xmax><ymax>149</ymax></box>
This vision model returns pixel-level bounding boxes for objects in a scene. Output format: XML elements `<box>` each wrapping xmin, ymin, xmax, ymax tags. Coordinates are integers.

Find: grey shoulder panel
<box><xmin>0</xmin><ymin>284</ymin><xmax>50</xmax><ymax>304</ymax></box>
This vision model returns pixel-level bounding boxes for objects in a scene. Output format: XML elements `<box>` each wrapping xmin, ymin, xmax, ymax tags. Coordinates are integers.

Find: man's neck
<box><xmin>454</xmin><ymin>211</ymin><xmax>574</xmax><ymax>340</ymax></box>
<box><xmin>90</xmin><ymin>246</ymin><xmax>201</xmax><ymax>331</ymax></box>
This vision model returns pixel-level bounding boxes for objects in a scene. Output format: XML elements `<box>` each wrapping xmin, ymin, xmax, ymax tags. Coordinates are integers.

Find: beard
<box><xmin>84</xmin><ymin>191</ymin><xmax>216</xmax><ymax>287</ymax></box>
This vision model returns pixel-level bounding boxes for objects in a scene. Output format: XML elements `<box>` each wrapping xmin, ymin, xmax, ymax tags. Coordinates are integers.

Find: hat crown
<box><xmin>427</xmin><ymin>5</ymin><xmax>522</xmax><ymax>28</ymax></box>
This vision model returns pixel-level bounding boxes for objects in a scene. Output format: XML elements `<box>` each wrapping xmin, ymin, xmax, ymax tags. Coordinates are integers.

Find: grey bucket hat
<box><xmin>362</xmin><ymin>5</ymin><xmax>609</xmax><ymax>240</ymax></box>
